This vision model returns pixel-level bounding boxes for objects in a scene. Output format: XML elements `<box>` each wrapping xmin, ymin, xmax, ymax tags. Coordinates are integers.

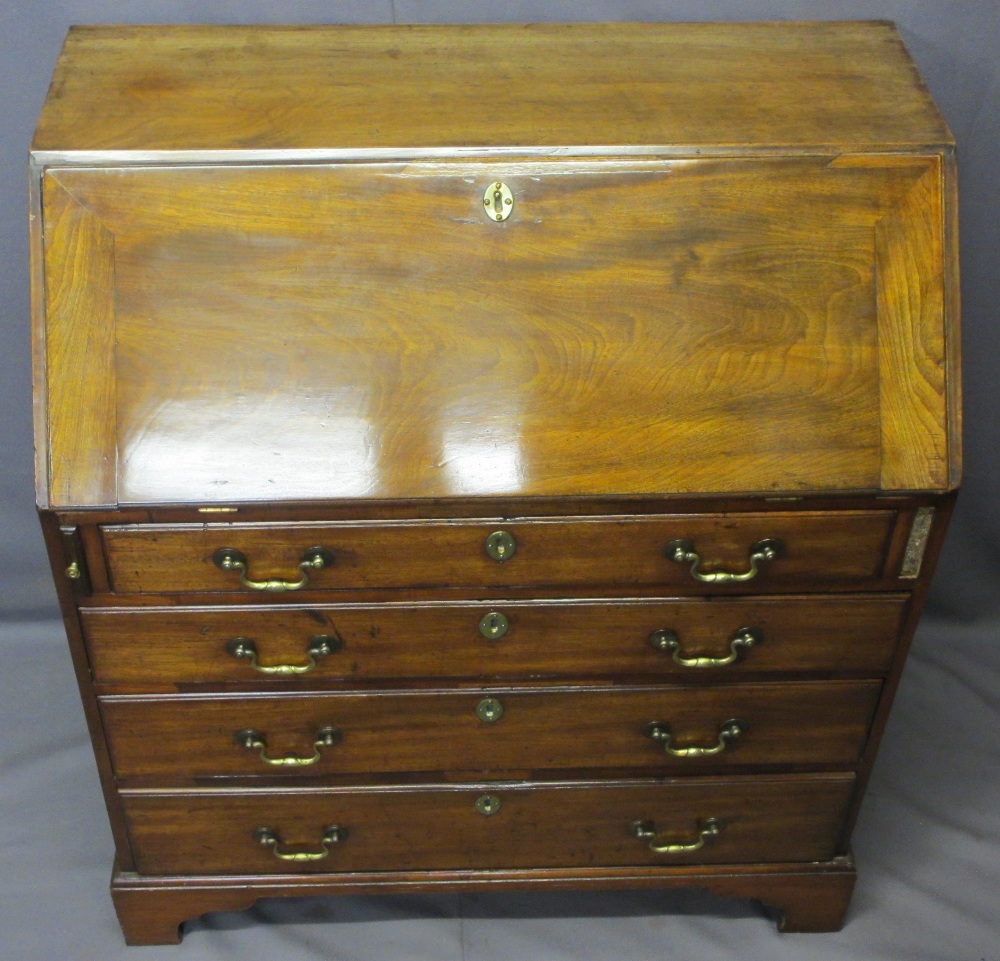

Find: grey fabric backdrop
<box><xmin>2</xmin><ymin>2</ymin><xmax>997</xmax><ymax>959</ymax></box>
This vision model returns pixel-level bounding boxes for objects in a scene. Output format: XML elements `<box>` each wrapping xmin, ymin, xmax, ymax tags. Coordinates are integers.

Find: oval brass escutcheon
<box><xmin>475</xmin><ymin>697</ymin><xmax>504</xmax><ymax>723</ymax></box>
<box><xmin>483</xmin><ymin>181</ymin><xmax>513</xmax><ymax>221</ymax></box>
<box><xmin>479</xmin><ymin>611</ymin><xmax>510</xmax><ymax>640</ymax></box>
<box><xmin>475</xmin><ymin>794</ymin><xmax>502</xmax><ymax>816</ymax></box>
<box><xmin>485</xmin><ymin>530</ymin><xmax>517</xmax><ymax>562</ymax></box>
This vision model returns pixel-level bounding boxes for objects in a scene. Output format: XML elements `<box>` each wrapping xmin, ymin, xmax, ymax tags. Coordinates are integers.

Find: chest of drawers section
<box><xmin>41</xmin><ymin>496</ymin><xmax>948</xmax><ymax>942</ymax></box>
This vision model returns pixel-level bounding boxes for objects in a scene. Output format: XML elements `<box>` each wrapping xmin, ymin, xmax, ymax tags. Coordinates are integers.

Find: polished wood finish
<box><xmin>41</xmin><ymin>179</ymin><xmax>117</xmax><ymax>507</ymax></box>
<box><xmin>101</xmin><ymin>682</ymin><xmax>880</xmax><ymax>779</ymax></box>
<box><xmin>81</xmin><ymin>594</ymin><xmax>907</xmax><ymax>684</ymax></box>
<box><xmin>32</xmin><ymin>23</ymin><xmax>959</xmax><ymax>944</ymax></box>
<box><xmin>875</xmin><ymin>158</ymin><xmax>949</xmax><ymax>489</ymax></box>
<box><xmin>99</xmin><ymin>512</ymin><xmax>900</xmax><ymax>595</ymax></box>
<box><xmin>110</xmin><ymin>859</ymin><xmax>857</xmax><ymax>945</ymax></box>
<box><xmin>37</xmin><ymin>513</ymin><xmax>136</xmax><ymax>870</ymax></box>
<box><xmin>34</xmin><ymin>23</ymin><xmax>948</xmax><ymax>154</ymax></box>
<box><xmin>37</xmin><ymin>154</ymin><xmax>954</xmax><ymax>507</ymax></box>
<box><xmin>121</xmin><ymin>775</ymin><xmax>854</xmax><ymax>875</ymax></box>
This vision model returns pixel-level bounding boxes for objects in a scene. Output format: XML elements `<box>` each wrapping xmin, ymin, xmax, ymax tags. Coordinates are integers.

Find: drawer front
<box><xmin>122</xmin><ymin>774</ymin><xmax>856</xmax><ymax>875</ymax></box>
<box><xmin>100</xmin><ymin>511</ymin><xmax>899</xmax><ymax>595</ymax></box>
<box><xmin>101</xmin><ymin>681</ymin><xmax>880</xmax><ymax>778</ymax></box>
<box><xmin>82</xmin><ymin>595</ymin><xmax>907</xmax><ymax>684</ymax></box>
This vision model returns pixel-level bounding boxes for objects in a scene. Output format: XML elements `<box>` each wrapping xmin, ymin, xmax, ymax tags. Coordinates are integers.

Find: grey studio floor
<box><xmin>2</xmin><ymin>614</ymin><xmax>997</xmax><ymax>961</ymax></box>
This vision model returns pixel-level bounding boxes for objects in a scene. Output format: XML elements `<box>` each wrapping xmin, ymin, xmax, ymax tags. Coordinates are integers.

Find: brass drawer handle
<box><xmin>665</xmin><ymin>538</ymin><xmax>783</xmax><ymax>584</ymax></box>
<box><xmin>644</xmin><ymin>718</ymin><xmax>746</xmax><ymax>757</ymax></box>
<box><xmin>235</xmin><ymin>726</ymin><xmax>342</xmax><ymax>766</ymax></box>
<box><xmin>226</xmin><ymin>635</ymin><xmax>340</xmax><ymax>675</ymax></box>
<box><xmin>630</xmin><ymin>817</ymin><xmax>724</xmax><ymax>854</ymax></box>
<box><xmin>649</xmin><ymin>627</ymin><xmax>760</xmax><ymax>668</ymax></box>
<box><xmin>212</xmin><ymin>546</ymin><xmax>334</xmax><ymax>592</ymax></box>
<box><xmin>253</xmin><ymin>825</ymin><xmax>347</xmax><ymax>862</ymax></box>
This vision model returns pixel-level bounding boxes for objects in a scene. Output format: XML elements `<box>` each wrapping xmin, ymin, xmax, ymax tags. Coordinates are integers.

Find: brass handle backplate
<box><xmin>235</xmin><ymin>726</ymin><xmax>342</xmax><ymax>766</ymax></box>
<box><xmin>630</xmin><ymin>817</ymin><xmax>724</xmax><ymax>854</ymax></box>
<box><xmin>644</xmin><ymin>719</ymin><xmax>746</xmax><ymax>757</ymax></box>
<box><xmin>227</xmin><ymin>635</ymin><xmax>340</xmax><ymax>675</ymax></box>
<box><xmin>649</xmin><ymin>627</ymin><xmax>760</xmax><ymax>668</ymax></box>
<box><xmin>254</xmin><ymin>825</ymin><xmax>347</xmax><ymax>862</ymax></box>
<box><xmin>212</xmin><ymin>546</ymin><xmax>334</xmax><ymax>592</ymax></box>
<box><xmin>483</xmin><ymin>181</ymin><xmax>513</xmax><ymax>221</ymax></box>
<box><xmin>665</xmin><ymin>538</ymin><xmax>783</xmax><ymax>584</ymax></box>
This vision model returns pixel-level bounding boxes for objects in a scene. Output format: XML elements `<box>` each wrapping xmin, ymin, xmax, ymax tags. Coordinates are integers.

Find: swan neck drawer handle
<box><xmin>235</xmin><ymin>726</ymin><xmax>342</xmax><ymax>766</ymax></box>
<box><xmin>630</xmin><ymin>817</ymin><xmax>724</xmax><ymax>854</ymax></box>
<box><xmin>226</xmin><ymin>635</ymin><xmax>339</xmax><ymax>675</ymax></box>
<box><xmin>212</xmin><ymin>546</ymin><xmax>334</xmax><ymax>592</ymax></box>
<box><xmin>665</xmin><ymin>538</ymin><xmax>783</xmax><ymax>584</ymax></box>
<box><xmin>649</xmin><ymin>627</ymin><xmax>760</xmax><ymax>668</ymax></box>
<box><xmin>644</xmin><ymin>719</ymin><xmax>746</xmax><ymax>757</ymax></box>
<box><xmin>253</xmin><ymin>825</ymin><xmax>347</xmax><ymax>862</ymax></box>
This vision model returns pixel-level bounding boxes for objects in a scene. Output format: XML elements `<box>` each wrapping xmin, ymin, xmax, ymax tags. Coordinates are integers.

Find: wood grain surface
<box><xmin>33</xmin><ymin>23</ymin><xmax>950</xmax><ymax>154</ymax></box>
<box><xmin>98</xmin><ymin>512</ymin><xmax>898</xmax><ymax>595</ymax></box>
<box><xmin>80</xmin><ymin>594</ymin><xmax>907</xmax><ymax>685</ymax></box>
<box><xmin>876</xmin><ymin>160</ymin><xmax>949</xmax><ymax>489</ymax></box>
<box><xmin>37</xmin><ymin>155</ymin><xmax>954</xmax><ymax>505</ymax></box>
<box><xmin>120</xmin><ymin>774</ymin><xmax>856</xmax><ymax>875</ymax></box>
<box><xmin>99</xmin><ymin>680</ymin><xmax>880</xmax><ymax>778</ymax></box>
<box><xmin>108</xmin><ymin>858</ymin><xmax>858</xmax><ymax>944</ymax></box>
<box><xmin>41</xmin><ymin>179</ymin><xmax>117</xmax><ymax>507</ymax></box>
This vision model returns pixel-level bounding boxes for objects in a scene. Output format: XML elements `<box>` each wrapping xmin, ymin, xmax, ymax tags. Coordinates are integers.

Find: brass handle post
<box><xmin>253</xmin><ymin>825</ymin><xmax>347</xmax><ymax>862</ymax></box>
<box><xmin>649</xmin><ymin>627</ymin><xmax>760</xmax><ymax>668</ymax></box>
<box><xmin>227</xmin><ymin>635</ymin><xmax>340</xmax><ymax>675</ymax></box>
<box><xmin>644</xmin><ymin>718</ymin><xmax>746</xmax><ymax>757</ymax></box>
<box><xmin>213</xmin><ymin>546</ymin><xmax>334</xmax><ymax>592</ymax></box>
<box><xmin>665</xmin><ymin>538</ymin><xmax>783</xmax><ymax>584</ymax></box>
<box><xmin>235</xmin><ymin>726</ymin><xmax>342</xmax><ymax>766</ymax></box>
<box><xmin>630</xmin><ymin>817</ymin><xmax>724</xmax><ymax>854</ymax></box>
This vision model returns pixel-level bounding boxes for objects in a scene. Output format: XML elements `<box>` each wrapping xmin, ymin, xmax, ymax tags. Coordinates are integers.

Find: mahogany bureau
<box><xmin>31</xmin><ymin>22</ymin><xmax>960</xmax><ymax>944</ymax></box>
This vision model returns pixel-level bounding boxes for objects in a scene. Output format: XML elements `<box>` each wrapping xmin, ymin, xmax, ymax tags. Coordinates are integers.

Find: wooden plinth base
<box><xmin>110</xmin><ymin>857</ymin><xmax>856</xmax><ymax>945</ymax></box>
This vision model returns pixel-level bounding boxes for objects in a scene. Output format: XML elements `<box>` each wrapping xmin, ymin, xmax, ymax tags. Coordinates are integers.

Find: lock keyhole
<box><xmin>483</xmin><ymin>181</ymin><xmax>513</xmax><ymax>222</ymax></box>
<box><xmin>479</xmin><ymin>611</ymin><xmax>510</xmax><ymax>640</ymax></box>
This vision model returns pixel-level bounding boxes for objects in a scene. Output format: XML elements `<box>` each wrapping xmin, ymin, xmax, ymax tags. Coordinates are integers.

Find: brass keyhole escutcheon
<box><xmin>483</xmin><ymin>181</ymin><xmax>513</xmax><ymax>221</ymax></box>
<box><xmin>476</xmin><ymin>697</ymin><xmax>504</xmax><ymax>723</ymax></box>
<box><xmin>485</xmin><ymin>530</ymin><xmax>517</xmax><ymax>562</ymax></box>
<box><xmin>475</xmin><ymin>794</ymin><xmax>502</xmax><ymax>816</ymax></box>
<box><xmin>479</xmin><ymin>611</ymin><xmax>510</xmax><ymax>640</ymax></box>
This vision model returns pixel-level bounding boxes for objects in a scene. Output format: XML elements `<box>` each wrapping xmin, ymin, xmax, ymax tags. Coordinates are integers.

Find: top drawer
<box><xmin>99</xmin><ymin>510</ymin><xmax>902</xmax><ymax>596</ymax></box>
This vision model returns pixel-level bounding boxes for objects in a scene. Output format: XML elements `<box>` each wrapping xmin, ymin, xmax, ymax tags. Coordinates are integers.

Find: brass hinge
<box><xmin>59</xmin><ymin>525</ymin><xmax>92</xmax><ymax>594</ymax></box>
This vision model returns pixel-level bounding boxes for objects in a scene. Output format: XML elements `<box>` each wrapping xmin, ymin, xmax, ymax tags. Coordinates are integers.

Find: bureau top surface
<box><xmin>33</xmin><ymin>21</ymin><xmax>950</xmax><ymax>156</ymax></box>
